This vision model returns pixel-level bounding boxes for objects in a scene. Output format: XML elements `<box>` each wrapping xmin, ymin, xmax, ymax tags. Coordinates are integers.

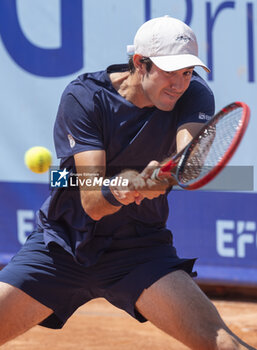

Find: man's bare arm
<box><xmin>74</xmin><ymin>150</ymin><xmax>168</xmax><ymax>221</ymax></box>
<box><xmin>176</xmin><ymin>122</ymin><xmax>204</xmax><ymax>152</ymax></box>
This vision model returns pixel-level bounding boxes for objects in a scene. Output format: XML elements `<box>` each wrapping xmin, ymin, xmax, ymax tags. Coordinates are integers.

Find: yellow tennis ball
<box><xmin>24</xmin><ymin>146</ymin><xmax>52</xmax><ymax>174</ymax></box>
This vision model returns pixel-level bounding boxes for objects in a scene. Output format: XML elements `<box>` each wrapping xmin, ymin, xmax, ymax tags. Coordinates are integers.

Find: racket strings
<box><xmin>178</xmin><ymin>107</ymin><xmax>243</xmax><ymax>185</ymax></box>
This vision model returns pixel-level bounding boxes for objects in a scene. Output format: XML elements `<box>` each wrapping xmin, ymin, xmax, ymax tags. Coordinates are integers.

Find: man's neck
<box><xmin>109</xmin><ymin>71</ymin><xmax>152</xmax><ymax>108</ymax></box>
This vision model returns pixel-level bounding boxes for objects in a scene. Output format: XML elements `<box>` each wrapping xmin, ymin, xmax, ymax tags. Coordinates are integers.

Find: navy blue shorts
<box><xmin>0</xmin><ymin>231</ymin><xmax>196</xmax><ymax>329</ymax></box>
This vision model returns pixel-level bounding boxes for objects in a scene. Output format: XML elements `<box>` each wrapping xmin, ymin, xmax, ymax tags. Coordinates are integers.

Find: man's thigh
<box><xmin>135</xmin><ymin>270</ymin><xmax>227</xmax><ymax>350</ymax></box>
<box><xmin>0</xmin><ymin>282</ymin><xmax>53</xmax><ymax>346</ymax></box>
<box><xmin>0</xmin><ymin>232</ymin><xmax>93</xmax><ymax>330</ymax></box>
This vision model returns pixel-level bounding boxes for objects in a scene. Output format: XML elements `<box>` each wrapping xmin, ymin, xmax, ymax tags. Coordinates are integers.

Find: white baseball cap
<box><xmin>127</xmin><ymin>16</ymin><xmax>210</xmax><ymax>73</ymax></box>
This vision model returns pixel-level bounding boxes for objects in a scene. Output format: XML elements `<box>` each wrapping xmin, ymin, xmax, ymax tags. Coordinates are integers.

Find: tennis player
<box><xmin>0</xmin><ymin>16</ymin><xmax>255</xmax><ymax>350</ymax></box>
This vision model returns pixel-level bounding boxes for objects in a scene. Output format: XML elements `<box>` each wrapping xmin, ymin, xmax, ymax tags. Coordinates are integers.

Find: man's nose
<box><xmin>170</xmin><ymin>76</ymin><xmax>185</xmax><ymax>92</ymax></box>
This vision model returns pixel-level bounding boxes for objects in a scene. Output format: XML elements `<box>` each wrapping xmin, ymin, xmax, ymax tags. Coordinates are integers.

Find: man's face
<box><xmin>140</xmin><ymin>63</ymin><xmax>194</xmax><ymax>111</ymax></box>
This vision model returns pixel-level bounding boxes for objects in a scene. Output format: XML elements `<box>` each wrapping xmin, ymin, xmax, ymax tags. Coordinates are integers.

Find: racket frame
<box><xmin>154</xmin><ymin>101</ymin><xmax>250</xmax><ymax>190</ymax></box>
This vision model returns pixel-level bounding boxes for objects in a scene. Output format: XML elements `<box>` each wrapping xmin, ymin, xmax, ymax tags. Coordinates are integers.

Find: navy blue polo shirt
<box><xmin>37</xmin><ymin>64</ymin><xmax>214</xmax><ymax>266</ymax></box>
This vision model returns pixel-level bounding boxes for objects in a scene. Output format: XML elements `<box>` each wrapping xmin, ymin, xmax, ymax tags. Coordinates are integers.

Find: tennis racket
<box><xmin>152</xmin><ymin>101</ymin><xmax>250</xmax><ymax>190</ymax></box>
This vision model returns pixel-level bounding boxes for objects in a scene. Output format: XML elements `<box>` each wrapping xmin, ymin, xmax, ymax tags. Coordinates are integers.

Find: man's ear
<box><xmin>133</xmin><ymin>54</ymin><xmax>146</xmax><ymax>73</ymax></box>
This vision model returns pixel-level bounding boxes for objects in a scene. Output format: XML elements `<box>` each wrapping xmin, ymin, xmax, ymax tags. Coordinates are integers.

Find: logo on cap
<box><xmin>175</xmin><ymin>35</ymin><xmax>191</xmax><ymax>43</ymax></box>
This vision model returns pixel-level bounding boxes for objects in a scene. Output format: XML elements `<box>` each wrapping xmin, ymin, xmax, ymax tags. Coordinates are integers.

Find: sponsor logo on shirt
<box><xmin>198</xmin><ymin>112</ymin><xmax>212</xmax><ymax>121</ymax></box>
<box><xmin>67</xmin><ymin>134</ymin><xmax>76</xmax><ymax>148</ymax></box>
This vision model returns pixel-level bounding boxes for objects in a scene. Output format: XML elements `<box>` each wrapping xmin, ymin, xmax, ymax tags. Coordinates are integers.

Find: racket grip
<box><xmin>151</xmin><ymin>159</ymin><xmax>177</xmax><ymax>181</ymax></box>
<box><xmin>151</xmin><ymin>167</ymin><xmax>162</xmax><ymax>181</ymax></box>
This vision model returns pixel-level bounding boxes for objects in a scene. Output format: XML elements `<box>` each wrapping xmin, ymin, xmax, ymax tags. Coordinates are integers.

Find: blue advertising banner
<box><xmin>168</xmin><ymin>190</ymin><xmax>257</xmax><ymax>286</ymax></box>
<box><xmin>0</xmin><ymin>182</ymin><xmax>50</xmax><ymax>264</ymax></box>
<box><xmin>1</xmin><ymin>183</ymin><xmax>256</xmax><ymax>286</ymax></box>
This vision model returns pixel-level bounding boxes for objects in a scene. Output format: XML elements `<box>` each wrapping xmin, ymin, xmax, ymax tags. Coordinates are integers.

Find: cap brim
<box><xmin>150</xmin><ymin>54</ymin><xmax>210</xmax><ymax>73</ymax></box>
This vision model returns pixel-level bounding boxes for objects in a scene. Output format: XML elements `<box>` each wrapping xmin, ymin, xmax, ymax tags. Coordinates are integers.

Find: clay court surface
<box><xmin>2</xmin><ymin>296</ymin><xmax>257</xmax><ymax>349</ymax></box>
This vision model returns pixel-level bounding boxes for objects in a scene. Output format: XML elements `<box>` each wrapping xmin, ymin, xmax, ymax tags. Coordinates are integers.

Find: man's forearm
<box><xmin>79</xmin><ymin>165</ymin><xmax>172</xmax><ymax>221</ymax></box>
<box><xmin>80</xmin><ymin>188</ymin><xmax>122</xmax><ymax>221</ymax></box>
<box><xmin>79</xmin><ymin>170</ymin><xmax>139</xmax><ymax>221</ymax></box>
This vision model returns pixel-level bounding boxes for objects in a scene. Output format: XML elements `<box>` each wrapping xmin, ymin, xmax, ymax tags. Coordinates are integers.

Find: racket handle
<box><xmin>151</xmin><ymin>167</ymin><xmax>162</xmax><ymax>181</ymax></box>
<box><xmin>151</xmin><ymin>159</ymin><xmax>177</xmax><ymax>181</ymax></box>
<box><xmin>151</xmin><ymin>166</ymin><xmax>173</xmax><ymax>181</ymax></box>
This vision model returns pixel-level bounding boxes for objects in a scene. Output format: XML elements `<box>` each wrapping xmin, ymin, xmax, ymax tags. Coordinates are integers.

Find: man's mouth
<box><xmin>164</xmin><ymin>90</ymin><xmax>181</xmax><ymax>99</ymax></box>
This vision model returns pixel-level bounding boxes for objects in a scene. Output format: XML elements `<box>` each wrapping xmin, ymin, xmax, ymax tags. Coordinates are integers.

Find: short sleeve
<box><xmin>176</xmin><ymin>74</ymin><xmax>215</xmax><ymax>129</ymax></box>
<box><xmin>54</xmin><ymin>90</ymin><xmax>104</xmax><ymax>159</ymax></box>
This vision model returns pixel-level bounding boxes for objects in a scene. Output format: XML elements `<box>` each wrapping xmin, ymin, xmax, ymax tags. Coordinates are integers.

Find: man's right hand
<box><xmin>111</xmin><ymin>161</ymin><xmax>171</xmax><ymax>206</ymax></box>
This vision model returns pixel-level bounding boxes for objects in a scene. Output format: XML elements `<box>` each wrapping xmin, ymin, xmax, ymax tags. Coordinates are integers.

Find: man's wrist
<box><xmin>101</xmin><ymin>181</ymin><xmax>123</xmax><ymax>207</ymax></box>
